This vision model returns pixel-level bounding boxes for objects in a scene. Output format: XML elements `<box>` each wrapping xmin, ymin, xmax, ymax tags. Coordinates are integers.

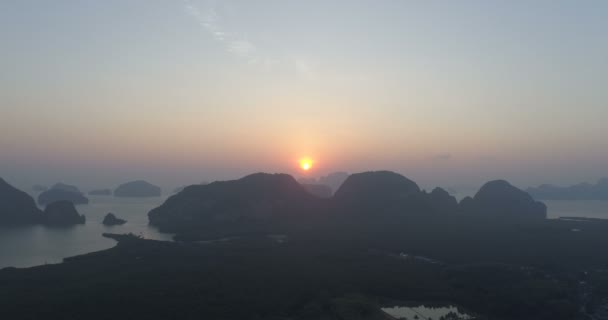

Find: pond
<box><xmin>382</xmin><ymin>304</ymin><xmax>474</xmax><ymax>320</ymax></box>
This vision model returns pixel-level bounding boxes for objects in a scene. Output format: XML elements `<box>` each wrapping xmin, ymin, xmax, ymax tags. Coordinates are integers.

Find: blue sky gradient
<box><xmin>1</xmin><ymin>0</ymin><xmax>607</xmax><ymax>190</ymax></box>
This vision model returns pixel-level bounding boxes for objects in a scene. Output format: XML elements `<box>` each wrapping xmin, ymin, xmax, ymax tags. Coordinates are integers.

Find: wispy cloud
<box><xmin>184</xmin><ymin>1</ymin><xmax>256</xmax><ymax>59</ymax></box>
<box><xmin>182</xmin><ymin>1</ymin><xmax>349</xmax><ymax>83</ymax></box>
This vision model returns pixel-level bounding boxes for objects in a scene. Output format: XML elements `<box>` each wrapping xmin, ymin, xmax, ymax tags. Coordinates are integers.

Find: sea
<box><xmin>0</xmin><ymin>198</ymin><xmax>607</xmax><ymax>269</ymax></box>
<box><xmin>0</xmin><ymin>195</ymin><xmax>173</xmax><ymax>268</ymax></box>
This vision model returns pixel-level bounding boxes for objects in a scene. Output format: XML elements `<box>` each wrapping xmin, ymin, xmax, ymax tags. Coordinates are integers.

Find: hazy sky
<box><xmin>1</xmin><ymin>0</ymin><xmax>608</xmax><ymax>191</ymax></box>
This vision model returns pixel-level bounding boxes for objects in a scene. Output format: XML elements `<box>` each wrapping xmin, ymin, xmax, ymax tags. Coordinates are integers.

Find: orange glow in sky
<box><xmin>299</xmin><ymin>158</ymin><xmax>313</xmax><ymax>171</ymax></box>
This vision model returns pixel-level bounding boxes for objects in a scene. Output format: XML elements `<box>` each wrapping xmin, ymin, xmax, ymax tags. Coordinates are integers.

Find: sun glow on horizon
<box><xmin>299</xmin><ymin>158</ymin><xmax>313</xmax><ymax>171</ymax></box>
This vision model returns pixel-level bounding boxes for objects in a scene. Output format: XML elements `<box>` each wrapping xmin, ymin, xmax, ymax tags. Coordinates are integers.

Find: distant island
<box><xmin>37</xmin><ymin>182</ymin><xmax>89</xmax><ymax>206</ymax></box>
<box><xmin>49</xmin><ymin>182</ymin><xmax>81</xmax><ymax>193</ymax></box>
<box><xmin>527</xmin><ymin>178</ymin><xmax>608</xmax><ymax>200</ymax></box>
<box><xmin>0</xmin><ymin>178</ymin><xmax>86</xmax><ymax>226</ymax></box>
<box><xmin>102</xmin><ymin>213</ymin><xmax>126</xmax><ymax>226</ymax></box>
<box><xmin>114</xmin><ymin>180</ymin><xmax>161</xmax><ymax>198</ymax></box>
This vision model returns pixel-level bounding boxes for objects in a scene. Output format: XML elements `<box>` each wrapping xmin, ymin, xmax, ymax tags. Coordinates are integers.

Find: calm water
<box><xmin>545</xmin><ymin>200</ymin><xmax>608</xmax><ymax>219</ymax></box>
<box><xmin>382</xmin><ymin>304</ymin><xmax>473</xmax><ymax>319</ymax></box>
<box><xmin>0</xmin><ymin>196</ymin><xmax>173</xmax><ymax>268</ymax></box>
<box><xmin>1</xmin><ymin>199</ymin><xmax>608</xmax><ymax>269</ymax></box>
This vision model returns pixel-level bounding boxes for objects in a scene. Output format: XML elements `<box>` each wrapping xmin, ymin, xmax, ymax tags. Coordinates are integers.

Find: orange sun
<box><xmin>299</xmin><ymin>158</ymin><xmax>313</xmax><ymax>171</ymax></box>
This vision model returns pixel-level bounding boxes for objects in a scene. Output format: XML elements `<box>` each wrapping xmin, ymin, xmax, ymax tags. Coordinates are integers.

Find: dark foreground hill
<box><xmin>2</xmin><ymin>214</ymin><xmax>606</xmax><ymax>320</ymax></box>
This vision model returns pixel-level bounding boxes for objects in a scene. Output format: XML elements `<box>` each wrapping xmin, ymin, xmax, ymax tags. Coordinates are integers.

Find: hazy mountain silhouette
<box><xmin>50</xmin><ymin>182</ymin><xmax>81</xmax><ymax>193</ymax></box>
<box><xmin>301</xmin><ymin>183</ymin><xmax>333</xmax><ymax>198</ymax></box>
<box><xmin>43</xmin><ymin>200</ymin><xmax>86</xmax><ymax>226</ymax></box>
<box><xmin>298</xmin><ymin>171</ymin><xmax>349</xmax><ymax>195</ymax></box>
<box><xmin>318</xmin><ymin>171</ymin><xmax>349</xmax><ymax>194</ymax></box>
<box><xmin>461</xmin><ymin>180</ymin><xmax>546</xmax><ymax>220</ymax></box>
<box><xmin>173</xmin><ymin>181</ymin><xmax>209</xmax><ymax>194</ymax></box>
<box><xmin>114</xmin><ymin>180</ymin><xmax>161</xmax><ymax>198</ymax></box>
<box><xmin>38</xmin><ymin>188</ymin><xmax>89</xmax><ymax>206</ymax></box>
<box><xmin>0</xmin><ymin>178</ymin><xmax>43</xmax><ymax>225</ymax></box>
<box><xmin>527</xmin><ymin>178</ymin><xmax>608</xmax><ymax>200</ymax></box>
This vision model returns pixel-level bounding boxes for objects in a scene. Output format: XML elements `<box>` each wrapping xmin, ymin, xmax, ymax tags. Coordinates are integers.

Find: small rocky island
<box><xmin>114</xmin><ymin>180</ymin><xmax>161</xmax><ymax>198</ymax></box>
<box><xmin>38</xmin><ymin>183</ymin><xmax>89</xmax><ymax>206</ymax></box>
<box><xmin>43</xmin><ymin>200</ymin><xmax>86</xmax><ymax>226</ymax></box>
<box><xmin>102</xmin><ymin>213</ymin><xmax>127</xmax><ymax>226</ymax></box>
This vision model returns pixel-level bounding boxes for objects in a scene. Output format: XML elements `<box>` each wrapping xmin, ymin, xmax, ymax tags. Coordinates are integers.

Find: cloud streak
<box><xmin>184</xmin><ymin>1</ymin><xmax>256</xmax><ymax>59</ymax></box>
<box><xmin>182</xmin><ymin>1</ymin><xmax>324</xmax><ymax>81</ymax></box>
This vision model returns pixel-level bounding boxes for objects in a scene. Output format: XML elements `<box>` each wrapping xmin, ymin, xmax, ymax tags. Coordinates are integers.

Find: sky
<box><xmin>1</xmin><ymin>0</ymin><xmax>608</xmax><ymax>192</ymax></box>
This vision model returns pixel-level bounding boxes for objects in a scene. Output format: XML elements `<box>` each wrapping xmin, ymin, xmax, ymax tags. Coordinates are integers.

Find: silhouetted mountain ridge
<box><xmin>38</xmin><ymin>188</ymin><xmax>89</xmax><ymax>206</ymax></box>
<box><xmin>149</xmin><ymin>171</ymin><xmax>545</xmax><ymax>234</ymax></box>
<box><xmin>334</xmin><ymin>171</ymin><xmax>421</xmax><ymax>201</ymax></box>
<box><xmin>149</xmin><ymin>173</ymin><xmax>318</xmax><ymax>232</ymax></box>
<box><xmin>461</xmin><ymin>180</ymin><xmax>546</xmax><ymax>220</ymax></box>
<box><xmin>527</xmin><ymin>178</ymin><xmax>608</xmax><ymax>200</ymax></box>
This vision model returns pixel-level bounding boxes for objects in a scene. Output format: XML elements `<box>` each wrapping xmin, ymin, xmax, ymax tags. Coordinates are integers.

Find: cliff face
<box><xmin>0</xmin><ymin>178</ymin><xmax>43</xmax><ymax>225</ymax></box>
